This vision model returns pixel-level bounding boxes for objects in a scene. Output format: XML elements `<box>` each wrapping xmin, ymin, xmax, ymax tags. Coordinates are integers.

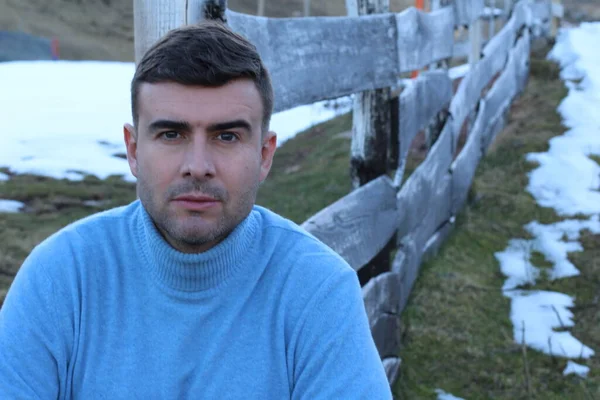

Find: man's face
<box><xmin>124</xmin><ymin>79</ymin><xmax>277</xmax><ymax>253</ymax></box>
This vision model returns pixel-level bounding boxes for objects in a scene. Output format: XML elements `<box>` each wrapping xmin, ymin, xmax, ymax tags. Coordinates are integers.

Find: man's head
<box><xmin>124</xmin><ymin>21</ymin><xmax>277</xmax><ymax>254</ymax></box>
<box><xmin>130</xmin><ymin>21</ymin><xmax>274</xmax><ymax>133</ymax></box>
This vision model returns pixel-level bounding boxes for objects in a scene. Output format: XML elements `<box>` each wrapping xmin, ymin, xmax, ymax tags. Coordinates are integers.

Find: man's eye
<box><xmin>161</xmin><ymin>131</ymin><xmax>181</xmax><ymax>140</ymax></box>
<box><xmin>218</xmin><ymin>132</ymin><xmax>238</xmax><ymax>142</ymax></box>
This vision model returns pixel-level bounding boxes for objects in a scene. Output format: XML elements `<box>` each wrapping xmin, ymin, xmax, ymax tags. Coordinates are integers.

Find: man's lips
<box><xmin>172</xmin><ymin>194</ymin><xmax>221</xmax><ymax>211</ymax></box>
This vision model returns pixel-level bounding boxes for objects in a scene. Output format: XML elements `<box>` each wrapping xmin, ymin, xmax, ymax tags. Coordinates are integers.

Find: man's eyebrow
<box><xmin>148</xmin><ymin>119</ymin><xmax>192</xmax><ymax>133</ymax></box>
<box><xmin>206</xmin><ymin>119</ymin><xmax>253</xmax><ymax>133</ymax></box>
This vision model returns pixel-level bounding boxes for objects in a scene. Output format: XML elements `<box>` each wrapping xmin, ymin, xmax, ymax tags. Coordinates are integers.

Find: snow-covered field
<box><xmin>0</xmin><ymin>61</ymin><xmax>351</xmax><ymax>186</ymax></box>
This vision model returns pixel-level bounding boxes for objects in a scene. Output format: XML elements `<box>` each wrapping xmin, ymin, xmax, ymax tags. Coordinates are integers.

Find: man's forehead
<box><xmin>137</xmin><ymin>80</ymin><xmax>263</xmax><ymax>126</ymax></box>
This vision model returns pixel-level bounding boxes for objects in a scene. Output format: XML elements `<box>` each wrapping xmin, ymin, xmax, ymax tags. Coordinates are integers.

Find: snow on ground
<box><xmin>0</xmin><ymin>173</ymin><xmax>9</xmax><ymax>181</ymax></box>
<box><xmin>495</xmin><ymin>22</ymin><xmax>600</xmax><ymax>368</ymax></box>
<box><xmin>0</xmin><ymin>200</ymin><xmax>25</xmax><ymax>213</ymax></box>
<box><xmin>564</xmin><ymin>361</ymin><xmax>590</xmax><ymax>378</ymax></box>
<box><xmin>435</xmin><ymin>389</ymin><xmax>465</xmax><ymax>400</ymax></box>
<box><xmin>0</xmin><ymin>61</ymin><xmax>134</xmax><ymax>182</ymax></box>
<box><xmin>0</xmin><ymin>61</ymin><xmax>351</xmax><ymax>182</ymax></box>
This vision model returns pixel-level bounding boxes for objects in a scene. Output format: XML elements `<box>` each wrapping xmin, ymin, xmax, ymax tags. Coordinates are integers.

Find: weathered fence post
<box><xmin>469</xmin><ymin>3</ymin><xmax>483</xmax><ymax>65</ymax></box>
<box><xmin>504</xmin><ymin>0</ymin><xmax>512</xmax><ymax>21</ymax></box>
<box><xmin>551</xmin><ymin>0</ymin><xmax>563</xmax><ymax>37</ymax></box>
<box><xmin>134</xmin><ymin>0</ymin><xmax>227</xmax><ymax>63</ymax></box>
<box><xmin>345</xmin><ymin>0</ymin><xmax>392</xmax><ymax>189</ymax></box>
<box><xmin>303</xmin><ymin>0</ymin><xmax>311</xmax><ymax>16</ymax></box>
<box><xmin>346</xmin><ymin>0</ymin><xmax>394</xmax><ymax>284</ymax></box>
<box><xmin>257</xmin><ymin>0</ymin><xmax>266</xmax><ymax>16</ymax></box>
<box><xmin>488</xmin><ymin>0</ymin><xmax>496</xmax><ymax>40</ymax></box>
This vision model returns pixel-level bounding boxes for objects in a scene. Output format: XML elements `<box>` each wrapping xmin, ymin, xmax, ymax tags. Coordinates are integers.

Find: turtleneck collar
<box><xmin>134</xmin><ymin>201</ymin><xmax>259</xmax><ymax>293</ymax></box>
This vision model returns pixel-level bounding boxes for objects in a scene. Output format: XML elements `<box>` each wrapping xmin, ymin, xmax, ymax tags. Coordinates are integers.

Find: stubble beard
<box><xmin>137</xmin><ymin>174</ymin><xmax>260</xmax><ymax>253</ymax></box>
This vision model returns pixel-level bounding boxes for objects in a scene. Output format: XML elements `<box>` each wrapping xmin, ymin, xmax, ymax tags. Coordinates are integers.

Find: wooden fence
<box><xmin>134</xmin><ymin>0</ymin><xmax>562</xmax><ymax>386</ymax></box>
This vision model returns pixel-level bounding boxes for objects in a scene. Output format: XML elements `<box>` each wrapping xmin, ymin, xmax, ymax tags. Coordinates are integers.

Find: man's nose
<box><xmin>181</xmin><ymin>135</ymin><xmax>216</xmax><ymax>178</ymax></box>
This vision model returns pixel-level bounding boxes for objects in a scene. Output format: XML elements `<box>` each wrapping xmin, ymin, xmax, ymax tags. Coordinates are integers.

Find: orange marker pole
<box><xmin>51</xmin><ymin>38</ymin><xmax>60</xmax><ymax>60</ymax></box>
<box><xmin>411</xmin><ymin>0</ymin><xmax>425</xmax><ymax>78</ymax></box>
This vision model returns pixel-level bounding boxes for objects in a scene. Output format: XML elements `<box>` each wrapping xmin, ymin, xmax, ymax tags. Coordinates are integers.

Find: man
<box><xmin>0</xmin><ymin>21</ymin><xmax>391</xmax><ymax>399</ymax></box>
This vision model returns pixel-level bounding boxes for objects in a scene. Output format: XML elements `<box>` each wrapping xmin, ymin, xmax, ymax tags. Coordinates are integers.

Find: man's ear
<box><xmin>124</xmin><ymin>123</ymin><xmax>139</xmax><ymax>178</ymax></box>
<box><xmin>259</xmin><ymin>131</ymin><xmax>277</xmax><ymax>182</ymax></box>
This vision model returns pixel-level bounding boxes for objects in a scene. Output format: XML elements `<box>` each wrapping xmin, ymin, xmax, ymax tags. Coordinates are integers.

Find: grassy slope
<box><xmin>1</xmin><ymin>50</ymin><xmax>598</xmax><ymax>399</ymax></box>
<box><xmin>394</xmin><ymin>58</ymin><xmax>600</xmax><ymax>399</ymax></box>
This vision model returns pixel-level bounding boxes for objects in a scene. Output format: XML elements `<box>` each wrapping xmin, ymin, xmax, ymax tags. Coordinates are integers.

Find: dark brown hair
<box><xmin>131</xmin><ymin>21</ymin><xmax>274</xmax><ymax>133</ymax></box>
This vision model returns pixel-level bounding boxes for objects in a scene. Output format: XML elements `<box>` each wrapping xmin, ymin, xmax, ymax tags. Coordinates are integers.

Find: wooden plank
<box><xmin>382</xmin><ymin>357</ymin><xmax>402</xmax><ymax>385</ymax></box>
<box><xmin>481</xmin><ymin>6</ymin><xmax>520</xmax><ymax>59</ymax></box>
<box><xmin>391</xmin><ymin>235</ymin><xmax>421</xmax><ymax>314</ymax></box>
<box><xmin>486</xmin><ymin>1</ymin><xmax>497</xmax><ymax>41</ymax></box>
<box><xmin>349</xmin><ymin>89</ymin><xmax>393</xmax><ymax>188</ymax></box>
<box><xmin>370</xmin><ymin>313</ymin><xmax>402</xmax><ymax>358</ymax></box>
<box><xmin>481</xmin><ymin>29</ymin><xmax>530</xmax><ymax>150</ymax></box>
<box><xmin>450</xmin><ymin>100</ymin><xmax>486</xmax><ymax>214</ymax></box>
<box><xmin>514</xmin><ymin>0</ymin><xmax>534</xmax><ymax>29</ymax></box>
<box><xmin>301</xmin><ymin>176</ymin><xmax>398</xmax><ymax>271</ymax></box>
<box><xmin>504</xmin><ymin>0</ymin><xmax>513</xmax><ymax>21</ymax></box>
<box><xmin>396</xmin><ymin>123</ymin><xmax>453</xmax><ymax>245</ymax></box>
<box><xmin>226</xmin><ymin>10</ymin><xmax>398</xmax><ymax>113</ymax></box>
<box><xmin>482</xmin><ymin>107</ymin><xmax>508</xmax><ymax>153</ymax></box>
<box><xmin>453</xmin><ymin>0</ymin><xmax>485</xmax><ymax>25</ymax></box>
<box><xmin>394</xmin><ymin>71</ymin><xmax>453</xmax><ymax>186</ymax></box>
<box><xmin>134</xmin><ymin>0</ymin><xmax>226</xmax><ymax>63</ymax></box>
<box><xmin>469</xmin><ymin>18</ymin><xmax>483</xmax><ymax>65</ymax></box>
<box><xmin>552</xmin><ymin>1</ymin><xmax>564</xmax><ymax>18</ymax></box>
<box><xmin>403</xmin><ymin>171</ymin><xmax>452</xmax><ymax>253</ymax></box>
<box><xmin>515</xmin><ymin>29</ymin><xmax>531</xmax><ymax>93</ymax></box>
<box><xmin>482</xmin><ymin>52</ymin><xmax>517</xmax><ymax>126</ymax></box>
<box><xmin>453</xmin><ymin>38</ymin><xmax>471</xmax><ymax>59</ymax></box>
<box><xmin>395</xmin><ymin>7</ymin><xmax>455</xmax><ymax>73</ymax></box>
<box><xmin>449</xmin><ymin>2</ymin><xmax>528</xmax><ymax>150</ymax></box>
<box><xmin>227</xmin><ymin>6</ymin><xmax>456</xmax><ymax>111</ymax></box>
<box><xmin>362</xmin><ymin>271</ymin><xmax>403</xmax><ymax>323</ymax></box>
<box><xmin>422</xmin><ymin>219</ymin><xmax>454</xmax><ymax>261</ymax></box>
<box><xmin>530</xmin><ymin>0</ymin><xmax>552</xmax><ymax>23</ymax></box>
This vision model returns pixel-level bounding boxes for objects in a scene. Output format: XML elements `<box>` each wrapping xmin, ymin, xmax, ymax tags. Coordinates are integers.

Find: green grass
<box><xmin>256</xmin><ymin>112</ymin><xmax>353</xmax><ymax>223</ymax></box>
<box><xmin>0</xmin><ymin>174</ymin><xmax>137</xmax><ymax>298</ymax></box>
<box><xmin>394</xmin><ymin>58</ymin><xmax>600</xmax><ymax>399</ymax></box>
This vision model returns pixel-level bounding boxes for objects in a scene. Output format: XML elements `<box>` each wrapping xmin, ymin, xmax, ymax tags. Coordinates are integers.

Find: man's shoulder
<box><xmin>252</xmin><ymin>205</ymin><xmax>353</xmax><ymax>277</ymax></box>
<box><xmin>29</xmin><ymin>201</ymin><xmax>139</xmax><ymax>260</ymax></box>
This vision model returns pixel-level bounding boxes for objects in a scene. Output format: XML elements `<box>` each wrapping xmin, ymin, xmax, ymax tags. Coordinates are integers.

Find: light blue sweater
<box><xmin>0</xmin><ymin>201</ymin><xmax>391</xmax><ymax>399</ymax></box>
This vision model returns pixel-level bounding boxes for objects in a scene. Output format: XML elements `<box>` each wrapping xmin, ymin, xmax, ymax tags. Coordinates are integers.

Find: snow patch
<box><xmin>0</xmin><ymin>61</ymin><xmax>352</xmax><ymax>182</ymax></box>
<box><xmin>563</xmin><ymin>361</ymin><xmax>590</xmax><ymax>378</ymax></box>
<box><xmin>435</xmin><ymin>389</ymin><xmax>465</xmax><ymax>400</ymax></box>
<box><xmin>506</xmin><ymin>290</ymin><xmax>594</xmax><ymax>358</ymax></box>
<box><xmin>0</xmin><ymin>199</ymin><xmax>24</xmax><ymax>213</ymax></box>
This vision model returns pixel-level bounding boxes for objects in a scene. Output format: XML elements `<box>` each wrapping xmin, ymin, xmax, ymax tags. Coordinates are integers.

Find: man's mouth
<box><xmin>172</xmin><ymin>194</ymin><xmax>221</xmax><ymax>211</ymax></box>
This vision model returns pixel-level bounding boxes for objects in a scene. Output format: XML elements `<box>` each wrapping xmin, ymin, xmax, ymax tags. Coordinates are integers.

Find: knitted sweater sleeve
<box><xmin>0</xmin><ymin>236</ymin><xmax>73</xmax><ymax>400</ymax></box>
<box><xmin>289</xmin><ymin>259</ymin><xmax>392</xmax><ymax>400</ymax></box>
